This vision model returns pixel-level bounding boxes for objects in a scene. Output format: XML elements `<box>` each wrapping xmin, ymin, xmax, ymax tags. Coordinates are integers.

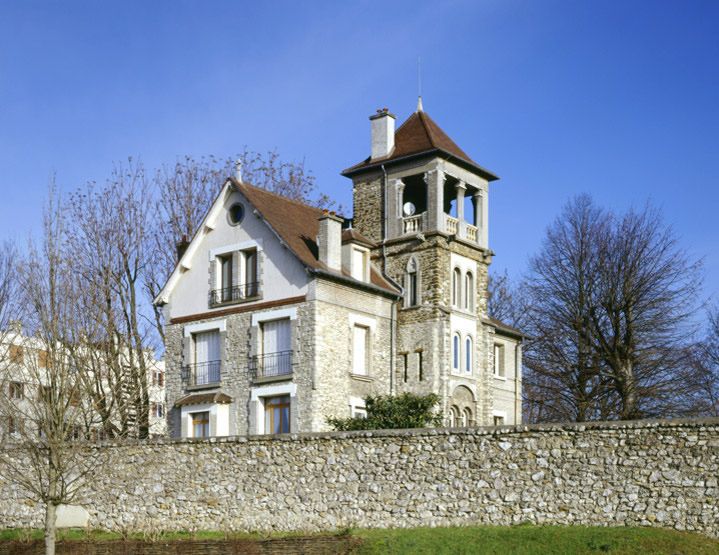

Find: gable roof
<box><xmin>342</xmin><ymin>110</ymin><xmax>499</xmax><ymax>181</ymax></box>
<box><xmin>233</xmin><ymin>178</ymin><xmax>398</xmax><ymax>295</ymax></box>
<box><xmin>484</xmin><ymin>317</ymin><xmax>526</xmax><ymax>340</ymax></box>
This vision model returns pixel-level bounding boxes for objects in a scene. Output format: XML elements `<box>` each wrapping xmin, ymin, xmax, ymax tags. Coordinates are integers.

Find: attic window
<box><xmin>228</xmin><ymin>203</ymin><xmax>245</xmax><ymax>226</ymax></box>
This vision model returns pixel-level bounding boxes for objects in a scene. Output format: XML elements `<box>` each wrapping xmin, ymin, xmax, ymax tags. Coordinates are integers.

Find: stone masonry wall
<box><xmin>1</xmin><ymin>419</ymin><xmax>718</xmax><ymax>537</ymax></box>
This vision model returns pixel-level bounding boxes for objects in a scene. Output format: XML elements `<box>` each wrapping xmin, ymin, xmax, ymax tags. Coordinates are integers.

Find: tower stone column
<box><xmin>425</xmin><ymin>166</ymin><xmax>445</xmax><ymax>233</ymax></box>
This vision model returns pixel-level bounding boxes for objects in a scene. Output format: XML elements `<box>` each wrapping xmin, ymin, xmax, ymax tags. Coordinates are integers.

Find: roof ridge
<box><xmin>232</xmin><ymin>178</ymin><xmax>331</xmax><ymax>216</ymax></box>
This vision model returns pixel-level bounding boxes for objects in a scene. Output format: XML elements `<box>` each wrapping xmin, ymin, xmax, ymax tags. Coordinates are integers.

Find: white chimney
<box><xmin>317</xmin><ymin>211</ymin><xmax>343</xmax><ymax>271</ymax></box>
<box><xmin>370</xmin><ymin>108</ymin><xmax>396</xmax><ymax>160</ymax></box>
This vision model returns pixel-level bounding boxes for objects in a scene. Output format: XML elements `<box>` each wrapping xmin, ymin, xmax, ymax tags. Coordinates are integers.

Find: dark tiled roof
<box><xmin>175</xmin><ymin>392</ymin><xmax>233</xmax><ymax>407</ymax></box>
<box><xmin>342</xmin><ymin>110</ymin><xmax>499</xmax><ymax>181</ymax></box>
<box><xmin>231</xmin><ymin>179</ymin><xmax>399</xmax><ymax>295</ymax></box>
<box><xmin>342</xmin><ymin>228</ymin><xmax>376</xmax><ymax>248</ymax></box>
<box><xmin>484</xmin><ymin>317</ymin><xmax>526</xmax><ymax>339</ymax></box>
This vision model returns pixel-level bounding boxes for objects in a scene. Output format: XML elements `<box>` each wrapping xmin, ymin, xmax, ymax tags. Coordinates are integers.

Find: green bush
<box><xmin>327</xmin><ymin>393</ymin><xmax>443</xmax><ymax>431</ymax></box>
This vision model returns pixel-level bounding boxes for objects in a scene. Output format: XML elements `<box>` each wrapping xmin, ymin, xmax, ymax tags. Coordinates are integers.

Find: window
<box><xmin>452</xmin><ymin>268</ymin><xmax>461</xmax><ymax>307</ymax></box>
<box><xmin>264</xmin><ymin>395</ymin><xmax>290</xmax><ymax>434</ymax></box>
<box><xmin>449</xmin><ymin>406</ymin><xmax>460</xmax><ymax>427</ymax></box>
<box><xmin>351</xmin><ymin>405</ymin><xmax>367</xmax><ymax>418</ymax></box>
<box><xmin>465</xmin><ymin>336</ymin><xmax>473</xmax><ymax>374</ymax></box>
<box><xmin>402</xmin><ymin>353</ymin><xmax>408</xmax><ymax>383</ymax></box>
<box><xmin>464</xmin><ymin>408</ymin><xmax>473</xmax><ymax>427</ymax></box>
<box><xmin>154</xmin><ymin>371</ymin><xmax>165</xmax><ymax>387</ymax></box>
<box><xmin>228</xmin><ymin>203</ymin><xmax>245</xmax><ymax>225</ymax></box>
<box><xmin>9</xmin><ymin>381</ymin><xmax>23</xmax><ymax>400</ymax></box>
<box><xmin>193</xmin><ymin>330</ymin><xmax>221</xmax><ymax>385</ymax></box>
<box><xmin>192</xmin><ymin>411</ymin><xmax>210</xmax><ymax>438</ymax></box>
<box><xmin>494</xmin><ymin>344</ymin><xmax>505</xmax><ymax>378</ymax></box>
<box><xmin>9</xmin><ymin>345</ymin><xmax>23</xmax><ymax>364</ymax></box>
<box><xmin>218</xmin><ymin>253</ymin><xmax>233</xmax><ymax>302</ymax></box>
<box><xmin>418</xmin><ymin>350</ymin><xmax>423</xmax><ymax>381</ymax></box>
<box><xmin>351</xmin><ymin>248</ymin><xmax>367</xmax><ymax>281</ymax></box>
<box><xmin>38</xmin><ymin>385</ymin><xmax>52</xmax><ymax>403</ymax></box>
<box><xmin>493</xmin><ymin>415</ymin><xmax>505</xmax><ymax>426</ymax></box>
<box><xmin>459</xmin><ymin>408</ymin><xmax>467</xmax><ymax>427</ymax></box>
<box><xmin>243</xmin><ymin>249</ymin><xmax>258</xmax><ymax>296</ymax></box>
<box><xmin>8</xmin><ymin>416</ymin><xmax>17</xmax><ymax>434</ymax></box>
<box><xmin>406</xmin><ymin>258</ymin><xmax>418</xmax><ymax>307</ymax></box>
<box><xmin>464</xmin><ymin>272</ymin><xmax>473</xmax><ymax>310</ymax></box>
<box><xmin>260</xmin><ymin>318</ymin><xmax>292</xmax><ymax>377</ymax></box>
<box><xmin>452</xmin><ymin>333</ymin><xmax>460</xmax><ymax>372</ymax></box>
<box><xmin>352</xmin><ymin>325</ymin><xmax>369</xmax><ymax>375</ymax></box>
<box><xmin>38</xmin><ymin>350</ymin><xmax>49</xmax><ymax>368</ymax></box>
<box><xmin>152</xmin><ymin>403</ymin><xmax>165</xmax><ymax>418</ymax></box>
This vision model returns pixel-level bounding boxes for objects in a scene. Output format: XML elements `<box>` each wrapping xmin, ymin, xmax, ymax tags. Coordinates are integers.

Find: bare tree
<box><xmin>487</xmin><ymin>270</ymin><xmax>528</xmax><ymax>330</ymax></box>
<box><xmin>522</xmin><ymin>195</ymin><xmax>704</xmax><ymax>422</ymax></box>
<box><xmin>590</xmin><ymin>206</ymin><xmax>702</xmax><ymax>419</ymax></box>
<box><xmin>522</xmin><ymin>195</ymin><xmax>613</xmax><ymax>422</ymax></box>
<box><xmin>0</xmin><ymin>191</ymin><xmax>112</xmax><ymax>555</ymax></box>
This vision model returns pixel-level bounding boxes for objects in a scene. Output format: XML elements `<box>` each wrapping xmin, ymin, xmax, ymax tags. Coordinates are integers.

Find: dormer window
<box><xmin>350</xmin><ymin>247</ymin><xmax>369</xmax><ymax>282</ymax></box>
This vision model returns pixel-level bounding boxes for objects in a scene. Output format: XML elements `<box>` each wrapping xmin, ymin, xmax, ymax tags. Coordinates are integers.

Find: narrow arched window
<box><xmin>406</xmin><ymin>258</ymin><xmax>419</xmax><ymax>307</ymax></box>
<box><xmin>448</xmin><ymin>407</ymin><xmax>456</xmax><ymax>427</ymax></box>
<box><xmin>453</xmin><ymin>333</ymin><xmax>460</xmax><ymax>372</ymax></box>
<box><xmin>464</xmin><ymin>272</ymin><xmax>473</xmax><ymax>310</ymax></box>
<box><xmin>452</xmin><ymin>267</ymin><xmax>461</xmax><ymax>307</ymax></box>
<box><xmin>463</xmin><ymin>407</ymin><xmax>473</xmax><ymax>427</ymax></box>
<box><xmin>459</xmin><ymin>407</ymin><xmax>467</xmax><ymax>427</ymax></box>
<box><xmin>465</xmin><ymin>336</ymin><xmax>473</xmax><ymax>374</ymax></box>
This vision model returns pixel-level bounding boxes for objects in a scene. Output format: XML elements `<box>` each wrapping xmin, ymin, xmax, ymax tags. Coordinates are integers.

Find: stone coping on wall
<box><xmin>74</xmin><ymin>417</ymin><xmax>719</xmax><ymax>449</ymax></box>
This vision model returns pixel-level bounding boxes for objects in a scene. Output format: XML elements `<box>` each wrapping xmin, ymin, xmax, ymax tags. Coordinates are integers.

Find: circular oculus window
<box><xmin>228</xmin><ymin>203</ymin><xmax>245</xmax><ymax>225</ymax></box>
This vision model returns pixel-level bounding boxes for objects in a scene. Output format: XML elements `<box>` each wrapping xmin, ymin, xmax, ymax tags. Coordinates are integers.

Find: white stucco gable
<box><xmin>155</xmin><ymin>180</ymin><xmax>311</xmax><ymax>321</ymax></box>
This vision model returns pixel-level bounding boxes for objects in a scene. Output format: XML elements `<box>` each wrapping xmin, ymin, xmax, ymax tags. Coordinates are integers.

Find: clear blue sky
<box><xmin>1</xmin><ymin>1</ymin><xmax>717</xmax><ymax>304</ymax></box>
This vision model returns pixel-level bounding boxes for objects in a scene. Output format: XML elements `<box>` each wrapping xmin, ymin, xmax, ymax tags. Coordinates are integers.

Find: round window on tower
<box><xmin>228</xmin><ymin>203</ymin><xmax>245</xmax><ymax>226</ymax></box>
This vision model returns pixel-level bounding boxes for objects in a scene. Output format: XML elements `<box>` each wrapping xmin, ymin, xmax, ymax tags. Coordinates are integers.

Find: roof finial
<box><xmin>235</xmin><ymin>159</ymin><xmax>243</xmax><ymax>182</ymax></box>
<box><xmin>416</xmin><ymin>56</ymin><xmax>423</xmax><ymax>112</ymax></box>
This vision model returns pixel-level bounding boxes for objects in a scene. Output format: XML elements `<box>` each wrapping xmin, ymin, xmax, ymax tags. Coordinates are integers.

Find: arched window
<box><xmin>449</xmin><ymin>406</ymin><xmax>460</xmax><ymax>427</ymax></box>
<box><xmin>406</xmin><ymin>258</ymin><xmax>419</xmax><ymax>307</ymax></box>
<box><xmin>463</xmin><ymin>407</ymin><xmax>473</xmax><ymax>427</ymax></box>
<box><xmin>465</xmin><ymin>336</ymin><xmax>473</xmax><ymax>374</ymax></box>
<box><xmin>464</xmin><ymin>272</ymin><xmax>473</xmax><ymax>310</ymax></box>
<box><xmin>452</xmin><ymin>267</ymin><xmax>461</xmax><ymax>307</ymax></box>
<box><xmin>459</xmin><ymin>408</ymin><xmax>467</xmax><ymax>427</ymax></box>
<box><xmin>453</xmin><ymin>333</ymin><xmax>460</xmax><ymax>372</ymax></box>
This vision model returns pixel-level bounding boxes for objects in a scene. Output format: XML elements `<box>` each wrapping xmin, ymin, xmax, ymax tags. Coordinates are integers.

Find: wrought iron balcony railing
<box><xmin>182</xmin><ymin>360</ymin><xmax>221</xmax><ymax>387</ymax></box>
<box><xmin>250</xmin><ymin>351</ymin><xmax>293</xmax><ymax>380</ymax></box>
<box><xmin>209</xmin><ymin>282</ymin><xmax>259</xmax><ymax>307</ymax></box>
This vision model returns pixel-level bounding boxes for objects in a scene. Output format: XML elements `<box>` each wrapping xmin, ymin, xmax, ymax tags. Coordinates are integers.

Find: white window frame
<box><xmin>494</xmin><ymin>343</ymin><xmax>506</xmax><ymax>379</ymax></box>
<box><xmin>452</xmin><ymin>333</ymin><xmax>461</xmax><ymax>373</ymax></box>
<box><xmin>465</xmin><ymin>335</ymin><xmax>473</xmax><ymax>374</ymax></box>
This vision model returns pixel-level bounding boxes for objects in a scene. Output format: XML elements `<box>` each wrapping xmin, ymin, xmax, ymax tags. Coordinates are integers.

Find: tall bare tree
<box><xmin>522</xmin><ymin>196</ymin><xmax>612</xmax><ymax>422</ymax></box>
<box><xmin>522</xmin><ymin>195</ymin><xmax>704</xmax><ymax>422</ymax></box>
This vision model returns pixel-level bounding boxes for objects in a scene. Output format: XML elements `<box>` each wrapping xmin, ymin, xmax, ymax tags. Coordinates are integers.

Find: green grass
<box><xmin>353</xmin><ymin>525</ymin><xmax>719</xmax><ymax>555</ymax></box>
<box><xmin>1</xmin><ymin>525</ymin><xmax>717</xmax><ymax>554</ymax></box>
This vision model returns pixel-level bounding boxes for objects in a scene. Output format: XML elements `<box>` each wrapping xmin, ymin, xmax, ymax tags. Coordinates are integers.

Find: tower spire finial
<box><xmin>416</xmin><ymin>56</ymin><xmax>423</xmax><ymax>112</ymax></box>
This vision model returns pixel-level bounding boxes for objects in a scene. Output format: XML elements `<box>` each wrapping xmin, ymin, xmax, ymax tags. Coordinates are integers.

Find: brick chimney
<box><xmin>317</xmin><ymin>211</ymin><xmax>343</xmax><ymax>271</ymax></box>
<box><xmin>370</xmin><ymin>108</ymin><xmax>395</xmax><ymax>160</ymax></box>
<box><xmin>176</xmin><ymin>235</ymin><xmax>190</xmax><ymax>261</ymax></box>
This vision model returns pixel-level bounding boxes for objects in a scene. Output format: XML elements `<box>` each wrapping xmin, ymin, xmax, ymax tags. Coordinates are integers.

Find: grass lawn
<box><xmin>354</xmin><ymin>525</ymin><xmax>719</xmax><ymax>555</ymax></box>
<box><xmin>1</xmin><ymin>525</ymin><xmax>717</xmax><ymax>554</ymax></box>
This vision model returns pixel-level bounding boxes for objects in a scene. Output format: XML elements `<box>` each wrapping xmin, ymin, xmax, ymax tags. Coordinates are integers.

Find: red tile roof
<box><xmin>231</xmin><ymin>179</ymin><xmax>399</xmax><ymax>295</ymax></box>
<box><xmin>342</xmin><ymin>110</ymin><xmax>499</xmax><ymax>181</ymax></box>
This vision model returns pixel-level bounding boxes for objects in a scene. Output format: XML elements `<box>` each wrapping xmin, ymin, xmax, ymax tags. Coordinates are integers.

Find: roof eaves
<box><xmin>310</xmin><ymin>268</ymin><xmax>401</xmax><ymax>298</ymax></box>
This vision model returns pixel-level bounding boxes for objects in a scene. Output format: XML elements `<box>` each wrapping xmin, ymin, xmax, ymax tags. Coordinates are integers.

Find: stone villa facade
<box><xmin>155</xmin><ymin>103</ymin><xmax>523</xmax><ymax>438</ymax></box>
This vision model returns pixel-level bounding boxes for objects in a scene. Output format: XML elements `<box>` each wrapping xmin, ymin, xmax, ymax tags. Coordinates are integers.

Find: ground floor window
<box><xmin>493</xmin><ymin>415</ymin><xmax>505</xmax><ymax>426</ymax></box>
<box><xmin>264</xmin><ymin>395</ymin><xmax>290</xmax><ymax>434</ymax></box>
<box><xmin>192</xmin><ymin>411</ymin><xmax>210</xmax><ymax>438</ymax></box>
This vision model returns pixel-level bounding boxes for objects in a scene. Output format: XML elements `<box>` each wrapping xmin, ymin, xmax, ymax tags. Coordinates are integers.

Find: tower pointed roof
<box><xmin>342</xmin><ymin>109</ymin><xmax>498</xmax><ymax>181</ymax></box>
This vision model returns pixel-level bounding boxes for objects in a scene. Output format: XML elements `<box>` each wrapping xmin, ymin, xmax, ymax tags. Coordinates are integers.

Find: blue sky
<box><xmin>1</xmin><ymin>1</ymin><xmax>717</xmax><ymax>304</ymax></box>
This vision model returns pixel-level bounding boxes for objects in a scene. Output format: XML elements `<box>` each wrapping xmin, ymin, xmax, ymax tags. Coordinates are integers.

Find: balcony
<box><xmin>183</xmin><ymin>360</ymin><xmax>221</xmax><ymax>387</ymax></box>
<box><xmin>208</xmin><ymin>282</ymin><xmax>259</xmax><ymax>307</ymax></box>
<box><xmin>402</xmin><ymin>213</ymin><xmax>425</xmax><ymax>234</ymax></box>
<box><xmin>444</xmin><ymin>214</ymin><xmax>479</xmax><ymax>243</ymax></box>
<box><xmin>250</xmin><ymin>351</ymin><xmax>293</xmax><ymax>381</ymax></box>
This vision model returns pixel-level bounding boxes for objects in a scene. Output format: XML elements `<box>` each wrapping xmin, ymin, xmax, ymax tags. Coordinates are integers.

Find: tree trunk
<box><xmin>618</xmin><ymin>362</ymin><xmax>638</xmax><ymax>420</ymax></box>
<box><xmin>44</xmin><ymin>501</ymin><xmax>57</xmax><ymax>555</ymax></box>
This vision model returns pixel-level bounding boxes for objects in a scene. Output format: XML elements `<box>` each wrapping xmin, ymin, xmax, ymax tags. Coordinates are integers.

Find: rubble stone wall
<box><xmin>1</xmin><ymin>419</ymin><xmax>717</xmax><ymax>537</ymax></box>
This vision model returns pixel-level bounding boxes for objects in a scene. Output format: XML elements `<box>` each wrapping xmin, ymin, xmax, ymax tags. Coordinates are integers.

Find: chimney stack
<box><xmin>317</xmin><ymin>210</ymin><xmax>343</xmax><ymax>271</ymax></box>
<box><xmin>369</xmin><ymin>108</ymin><xmax>396</xmax><ymax>160</ymax></box>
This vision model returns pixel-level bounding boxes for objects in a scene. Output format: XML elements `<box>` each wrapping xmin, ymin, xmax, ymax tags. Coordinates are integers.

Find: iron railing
<box><xmin>183</xmin><ymin>360</ymin><xmax>221</xmax><ymax>386</ymax></box>
<box><xmin>250</xmin><ymin>351</ymin><xmax>293</xmax><ymax>379</ymax></box>
<box><xmin>208</xmin><ymin>282</ymin><xmax>259</xmax><ymax>307</ymax></box>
